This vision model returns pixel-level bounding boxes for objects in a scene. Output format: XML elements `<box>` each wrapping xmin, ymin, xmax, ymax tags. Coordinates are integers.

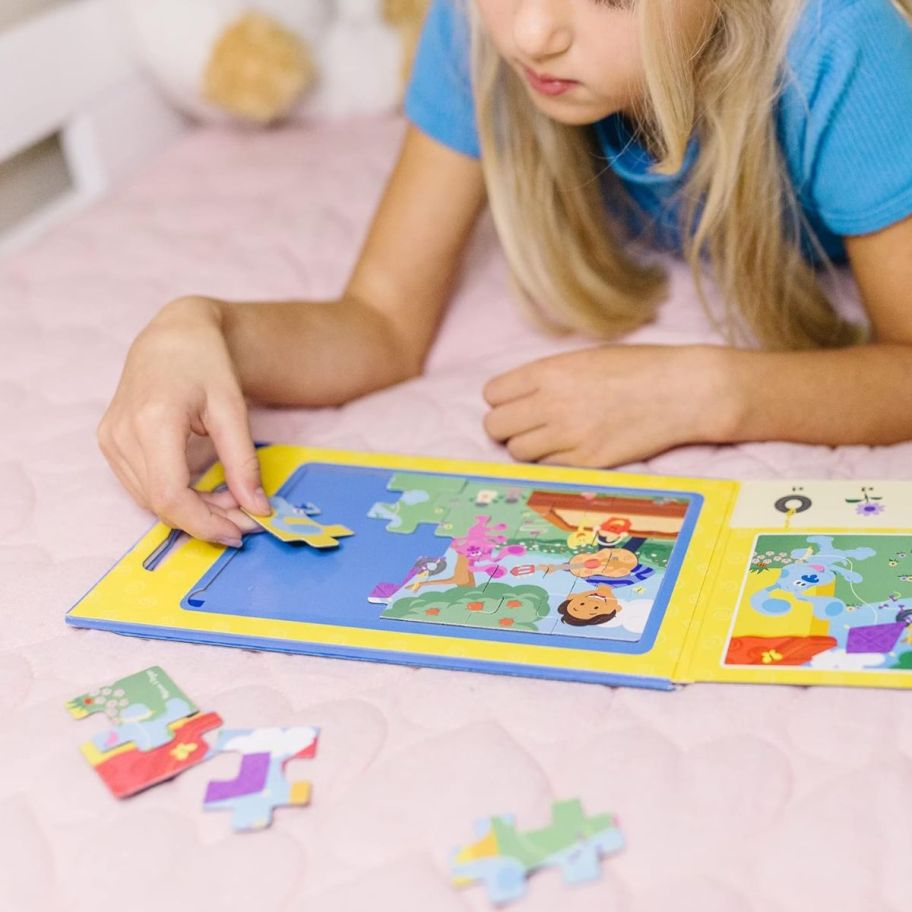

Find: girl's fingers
<box><xmin>482</xmin><ymin>366</ymin><xmax>538</xmax><ymax>406</ymax></box>
<box><xmin>136</xmin><ymin>416</ymin><xmax>244</xmax><ymax>545</ymax></box>
<box><xmin>198</xmin><ymin>490</ymin><xmax>265</xmax><ymax>534</ymax></box>
<box><xmin>504</xmin><ymin>426</ymin><xmax>569</xmax><ymax>463</ymax></box>
<box><xmin>203</xmin><ymin>393</ymin><xmax>270</xmax><ymax>516</ymax></box>
<box><xmin>540</xmin><ymin>446</ymin><xmax>622</xmax><ymax>469</ymax></box>
<box><xmin>199</xmin><ymin>489</ymin><xmax>241</xmax><ymax>510</ymax></box>
<box><xmin>98</xmin><ymin>425</ymin><xmax>154</xmax><ymax>511</ymax></box>
<box><xmin>539</xmin><ymin>450</ymin><xmax>583</xmax><ymax>468</ymax></box>
<box><xmin>107</xmin><ymin>446</ymin><xmax>151</xmax><ymax>511</ymax></box>
<box><xmin>483</xmin><ymin>397</ymin><xmax>546</xmax><ymax>442</ymax></box>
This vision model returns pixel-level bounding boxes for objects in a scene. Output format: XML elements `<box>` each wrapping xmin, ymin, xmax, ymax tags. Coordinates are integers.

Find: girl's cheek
<box><xmin>473</xmin><ymin>0</ymin><xmax>511</xmax><ymax>50</ymax></box>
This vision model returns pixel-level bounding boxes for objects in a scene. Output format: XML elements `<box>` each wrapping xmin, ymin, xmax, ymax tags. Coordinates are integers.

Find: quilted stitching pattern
<box><xmin>1</xmin><ymin>118</ymin><xmax>911</xmax><ymax>911</ymax></box>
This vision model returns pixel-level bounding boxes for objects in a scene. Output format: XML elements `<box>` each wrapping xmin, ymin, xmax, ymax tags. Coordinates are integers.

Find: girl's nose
<box><xmin>512</xmin><ymin>0</ymin><xmax>573</xmax><ymax>61</ymax></box>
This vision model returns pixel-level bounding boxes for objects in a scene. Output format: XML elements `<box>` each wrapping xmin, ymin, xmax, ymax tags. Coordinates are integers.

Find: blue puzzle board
<box><xmin>179</xmin><ymin>463</ymin><xmax>703</xmax><ymax>656</ymax></box>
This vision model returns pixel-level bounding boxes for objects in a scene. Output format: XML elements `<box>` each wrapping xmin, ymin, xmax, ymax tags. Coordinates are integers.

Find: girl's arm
<box><xmin>222</xmin><ymin>126</ymin><xmax>487</xmax><ymax>405</ymax></box>
<box><xmin>98</xmin><ymin>127</ymin><xmax>485</xmax><ymax>542</ymax></box>
<box><xmin>483</xmin><ymin>215</ymin><xmax>912</xmax><ymax>467</ymax></box>
<box><xmin>723</xmin><ymin>214</ymin><xmax>912</xmax><ymax>446</ymax></box>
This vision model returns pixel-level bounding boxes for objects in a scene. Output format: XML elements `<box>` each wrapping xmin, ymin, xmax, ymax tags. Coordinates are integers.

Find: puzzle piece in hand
<box><xmin>451</xmin><ymin>799</ymin><xmax>624</xmax><ymax>904</ymax></box>
<box><xmin>79</xmin><ymin>711</ymin><xmax>223</xmax><ymax>798</ymax></box>
<box><xmin>203</xmin><ymin>726</ymin><xmax>319</xmax><ymax>832</ymax></box>
<box><xmin>67</xmin><ymin>666</ymin><xmax>199</xmax><ymax>751</ymax></box>
<box><xmin>243</xmin><ymin>495</ymin><xmax>353</xmax><ymax>548</ymax></box>
<box><xmin>368</xmin><ymin>473</ymin><xmax>467</xmax><ymax>534</ymax></box>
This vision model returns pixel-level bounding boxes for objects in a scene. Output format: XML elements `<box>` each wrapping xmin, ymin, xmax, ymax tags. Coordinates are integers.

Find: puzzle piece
<box><xmin>243</xmin><ymin>495</ymin><xmax>353</xmax><ymax>548</ymax></box>
<box><xmin>368</xmin><ymin>553</ymin><xmax>451</xmax><ymax>604</ymax></box>
<box><xmin>381</xmin><ymin>577</ymin><xmax>557</xmax><ymax>633</ymax></box>
<box><xmin>368</xmin><ymin>473</ymin><xmax>467</xmax><ymax>534</ymax></box>
<box><xmin>451</xmin><ymin>515</ymin><xmax>526</xmax><ymax>581</ymax></box>
<box><xmin>90</xmin><ymin>696</ymin><xmax>197</xmax><ymax>753</ymax></box>
<box><xmin>67</xmin><ymin>666</ymin><xmax>199</xmax><ymax>751</ymax></box>
<box><xmin>79</xmin><ymin>711</ymin><xmax>223</xmax><ymax>798</ymax></box>
<box><xmin>435</xmin><ymin>483</ymin><xmax>533</xmax><ymax>539</ymax></box>
<box><xmin>66</xmin><ymin>665</ymin><xmax>194</xmax><ymax>724</ymax></box>
<box><xmin>846</xmin><ymin>620</ymin><xmax>907</xmax><ymax>654</ymax></box>
<box><xmin>451</xmin><ymin>799</ymin><xmax>624</xmax><ymax>904</ymax></box>
<box><xmin>203</xmin><ymin>726</ymin><xmax>319</xmax><ymax>831</ymax></box>
<box><xmin>371</xmin><ymin>506</ymin><xmax>536</xmax><ymax>608</ymax></box>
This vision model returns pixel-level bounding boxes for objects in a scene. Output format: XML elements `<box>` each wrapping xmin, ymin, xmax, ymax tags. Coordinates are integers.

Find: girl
<box><xmin>99</xmin><ymin>0</ymin><xmax>912</xmax><ymax>547</ymax></box>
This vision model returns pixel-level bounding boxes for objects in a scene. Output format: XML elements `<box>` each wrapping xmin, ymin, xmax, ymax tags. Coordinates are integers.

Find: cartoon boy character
<box><xmin>557</xmin><ymin>585</ymin><xmax>623</xmax><ymax>627</ymax></box>
<box><xmin>595</xmin><ymin>517</ymin><xmax>633</xmax><ymax>548</ymax></box>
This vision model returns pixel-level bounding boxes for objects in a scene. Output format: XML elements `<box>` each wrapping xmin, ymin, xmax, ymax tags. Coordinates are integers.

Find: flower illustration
<box><xmin>856</xmin><ymin>503</ymin><xmax>885</xmax><ymax>517</ymax></box>
<box><xmin>170</xmin><ymin>742</ymin><xmax>198</xmax><ymax>761</ymax></box>
<box><xmin>761</xmin><ymin>649</ymin><xmax>783</xmax><ymax>664</ymax></box>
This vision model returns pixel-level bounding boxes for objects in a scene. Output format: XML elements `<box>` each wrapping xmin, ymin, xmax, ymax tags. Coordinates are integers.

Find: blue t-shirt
<box><xmin>404</xmin><ymin>0</ymin><xmax>912</xmax><ymax>264</ymax></box>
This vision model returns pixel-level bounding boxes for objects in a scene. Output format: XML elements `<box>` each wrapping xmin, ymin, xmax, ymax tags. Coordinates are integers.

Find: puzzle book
<box><xmin>68</xmin><ymin>446</ymin><xmax>912</xmax><ymax>690</ymax></box>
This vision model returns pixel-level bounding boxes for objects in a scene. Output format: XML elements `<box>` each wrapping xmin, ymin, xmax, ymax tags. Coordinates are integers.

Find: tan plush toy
<box><xmin>126</xmin><ymin>0</ymin><xmax>430</xmax><ymax>127</ymax></box>
<box><xmin>203</xmin><ymin>11</ymin><xmax>316</xmax><ymax>124</ymax></box>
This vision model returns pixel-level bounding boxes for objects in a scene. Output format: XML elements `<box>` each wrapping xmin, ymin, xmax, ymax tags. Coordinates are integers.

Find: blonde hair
<box><xmin>470</xmin><ymin>0</ymin><xmax>912</xmax><ymax>351</ymax></box>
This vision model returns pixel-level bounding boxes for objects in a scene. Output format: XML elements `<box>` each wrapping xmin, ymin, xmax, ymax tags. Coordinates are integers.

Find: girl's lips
<box><xmin>521</xmin><ymin>65</ymin><xmax>579</xmax><ymax>97</ymax></box>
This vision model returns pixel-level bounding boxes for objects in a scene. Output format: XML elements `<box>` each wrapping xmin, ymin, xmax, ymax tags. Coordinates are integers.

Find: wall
<box><xmin>0</xmin><ymin>0</ymin><xmax>69</xmax><ymax>237</ymax></box>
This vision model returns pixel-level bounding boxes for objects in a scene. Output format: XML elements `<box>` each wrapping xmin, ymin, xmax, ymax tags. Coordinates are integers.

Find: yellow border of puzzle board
<box><xmin>69</xmin><ymin>446</ymin><xmax>736</xmax><ymax>684</ymax></box>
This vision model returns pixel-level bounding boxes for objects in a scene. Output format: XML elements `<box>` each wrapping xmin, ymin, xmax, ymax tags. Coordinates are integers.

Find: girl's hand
<box><xmin>482</xmin><ymin>344</ymin><xmax>737</xmax><ymax>467</ymax></box>
<box><xmin>97</xmin><ymin>297</ymin><xmax>271</xmax><ymax>545</ymax></box>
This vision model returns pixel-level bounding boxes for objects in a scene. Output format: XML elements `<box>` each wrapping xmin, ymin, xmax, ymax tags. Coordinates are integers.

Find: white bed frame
<box><xmin>0</xmin><ymin>0</ymin><xmax>188</xmax><ymax>255</ymax></box>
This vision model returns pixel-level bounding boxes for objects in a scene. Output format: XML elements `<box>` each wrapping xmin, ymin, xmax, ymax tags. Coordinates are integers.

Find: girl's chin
<box><xmin>528</xmin><ymin>94</ymin><xmax>623</xmax><ymax>126</ymax></box>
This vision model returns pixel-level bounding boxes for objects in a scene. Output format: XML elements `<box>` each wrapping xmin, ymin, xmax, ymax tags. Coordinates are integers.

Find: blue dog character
<box><xmin>750</xmin><ymin>536</ymin><xmax>875</xmax><ymax>620</ymax></box>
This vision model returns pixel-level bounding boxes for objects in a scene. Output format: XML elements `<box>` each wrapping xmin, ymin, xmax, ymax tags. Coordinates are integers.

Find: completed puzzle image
<box><xmin>173</xmin><ymin>463</ymin><xmax>699</xmax><ymax>655</ymax></box>
<box><xmin>724</xmin><ymin>534</ymin><xmax>912</xmax><ymax>673</ymax></box>
<box><xmin>369</xmin><ymin>473</ymin><xmax>691</xmax><ymax>642</ymax></box>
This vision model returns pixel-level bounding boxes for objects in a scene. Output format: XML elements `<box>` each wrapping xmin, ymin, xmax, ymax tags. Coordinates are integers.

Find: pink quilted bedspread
<box><xmin>2</xmin><ymin>117</ymin><xmax>911</xmax><ymax>911</ymax></box>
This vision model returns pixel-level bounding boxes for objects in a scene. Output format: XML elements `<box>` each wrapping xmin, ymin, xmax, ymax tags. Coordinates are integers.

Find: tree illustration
<box><xmin>383</xmin><ymin>582</ymin><xmax>553</xmax><ymax>632</ymax></box>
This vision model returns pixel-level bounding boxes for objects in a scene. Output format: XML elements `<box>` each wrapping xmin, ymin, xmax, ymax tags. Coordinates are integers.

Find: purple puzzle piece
<box><xmin>846</xmin><ymin>621</ymin><xmax>906</xmax><ymax>654</ymax></box>
<box><xmin>369</xmin><ymin>582</ymin><xmax>400</xmax><ymax>601</ymax></box>
<box><xmin>204</xmin><ymin>752</ymin><xmax>270</xmax><ymax>802</ymax></box>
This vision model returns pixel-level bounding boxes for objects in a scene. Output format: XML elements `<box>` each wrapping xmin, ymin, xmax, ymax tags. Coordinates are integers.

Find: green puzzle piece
<box><xmin>435</xmin><ymin>483</ymin><xmax>533</xmax><ymax>539</ymax></box>
<box><xmin>368</xmin><ymin>473</ymin><xmax>467</xmax><ymax>534</ymax></box>
<box><xmin>65</xmin><ymin>666</ymin><xmax>194</xmax><ymax>725</ymax></box>
<box><xmin>452</xmin><ymin>798</ymin><xmax>625</xmax><ymax>904</ymax></box>
<box><xmin>381</xmin><ymin>581</ymin><xmax>552</xmax><ymax>632</ymax></box>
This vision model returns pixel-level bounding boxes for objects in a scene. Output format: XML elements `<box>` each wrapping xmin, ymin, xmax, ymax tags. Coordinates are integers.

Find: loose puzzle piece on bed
<box><xmin>451</xmin><ymin>799</ymin><xmax>624</xmax><ymax>904</ymax></box>
<box><xmin>79</xmin><ymin>711</ymin><xmax>223</xmax><ymax>798</ymax></box>
<box><xmin>203</xmin><ymin>726</ymin><xmax>319</xmax><ymax>831</ymax></box>
<box><xmin>67</xmin><ymin>666</ymin><xmax>222</xmax><ymax>797</ymax></box>
<box><xmin>67</xmin><ymin>665</ymin><xmax>200</xmax><ymax>751</ymax></box>
<box><xmin>242</xmin><ymin>495</ymin><xmax>353</xmax><ymax>548</ymax></box>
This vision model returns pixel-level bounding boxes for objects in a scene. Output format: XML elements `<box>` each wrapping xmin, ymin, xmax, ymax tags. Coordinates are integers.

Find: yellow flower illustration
<box><xmin>761</xmin><ymin>649</ymin><xmax>783</xmax><ymax>664</ymax></box>
<box><xmin>170</xmin><ymin>742</ymin><xmax>198</xmax><ymax>761</ymax></box>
